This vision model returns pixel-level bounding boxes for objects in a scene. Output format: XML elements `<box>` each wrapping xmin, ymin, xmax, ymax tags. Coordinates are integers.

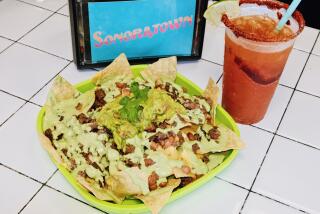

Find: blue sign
<box><xmin>88</xmin><ymin>0</ymin><xmax>196</xmax><ymax>63</ymax></box>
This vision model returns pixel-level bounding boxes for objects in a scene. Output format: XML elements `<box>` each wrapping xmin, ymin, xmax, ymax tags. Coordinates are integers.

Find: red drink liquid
<box><xmin>221</xmin><ymin>1</ymin><xmax>305</xmax><ymax>124</ymax></box>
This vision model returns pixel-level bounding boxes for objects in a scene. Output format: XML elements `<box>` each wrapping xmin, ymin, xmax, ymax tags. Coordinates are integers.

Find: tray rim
<box><xmin>36</xmin><ymin>64</ymin><xmax>240</xmax><ymax>213</ymax></box>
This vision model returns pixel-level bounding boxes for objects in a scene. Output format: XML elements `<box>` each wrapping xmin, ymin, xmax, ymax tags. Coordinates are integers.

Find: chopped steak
<box><xmin>181</xmin><ymin>165</ymin><xmax>191</xmax><ymax>174</ymax></box>
<box><xmin>125</xmin><ymin>159</ymin><xmax>140</xmax><ymax>168</ymax></box>
<box><xmin>91</xmin><ymin>88</ymin><xmax>106</xmax><ymax>110</ymax></box>
<box><xmin>144</xmin><ymin>158</ymin><xmax>155</xmax><ymax>167</ymax></box>
<box><xmin>179</xmin><ymin>177</ymin><xmax>194</xmax><ymax>188</ymax></box>
<box><xmin>202</xmin><ymin>154</ymin><xmax>210</xmax><ymax>163</ymax></box>
<box><xmin>145</xmin><ymin>123</ymin><xmax>156</xmax><ymax>132</ymax></box>
<box><xmin>124</xmin><ymin>144</ymin><xmax>135</xmax><ymax>154</ymax></box>
<box><xmin>208</xmin><ymin>127</ymin><xmax>220</xmax><ymax>140</ymax></box>
<box><xmin>61</xmin><ymin>148</ymin><xmax>68</xmax><ymax>156</ymax></box>
<box><xmin>75</xmin><ymin>102</ymin><xmax>82</xmax><ymax>110</ymax></box>
<box><xmin>115</xmin><ymin>82</ymin><xmax>128</xmax><ymax>89</ymax></box>
<box><xmin>70</xmin><ymin>158</ymin><xmax>77</xmax><ymax>170</ymax></box>
<box><xmin>192</xmin><ymin>143</ymin><xmax>200</xmax><ymax>153</ymax></box>
<box><xmin>183</xmin><ymin>99</ymin><xmax>199</xmax><ymax>110</ymax></box>
<box><xmin>76</xmin><ymin>113</ymin><xmax>92</xmax><ymax>124</ymax></box>
<box><xmin>44</xmin><ymin>128</ymin><xmax>53</xmax><ymax>142</ymax></box>
<box><xmin>82</xmin><ymin>152</ymin><xmax>92</xmax><ymax>164</ymax></box>
<box><xmin>56</xmin><ymin>133</ymin><xmax>64</xmax><ymax>141</ymax></box>
<box><xmin>148</xmin><ymin>171</ymin><xmax>159</xmax><ymax>191</ymax></box>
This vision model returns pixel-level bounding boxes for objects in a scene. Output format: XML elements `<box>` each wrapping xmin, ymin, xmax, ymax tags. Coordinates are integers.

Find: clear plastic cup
<box><xmin>221</xmin><ymin>0</ymin><xmax>305</xmax><ymax>124</ymax></box>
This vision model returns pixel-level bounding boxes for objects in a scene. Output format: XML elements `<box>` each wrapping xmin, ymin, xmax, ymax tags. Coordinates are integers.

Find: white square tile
<box><xmin>297</xmin><ymin>54</ymin><xmax>320</xmax><ymax>97</ymax></box>
<box><xmin>20</xmin><ymin>14</ymin><xmax>73</xmax><ymax>60</ymax></box>
<box><xmin>31</xmin><ymin>62</ymin><xmax>96</xmax><ymax>106</ymax></box>
<box><xmin>0</xmin><ymin>166</ymin><xmax>42</xmax><ymax>214</ymax></box>
<box><xmin>162</xmin><ymin>178</ymin><xmax>248</xmax><ymax>214</ymax></box>
<box><xmin>0</xmin><ymin>37</ymin><xmax>13</xmax><ymax>53</ymax></box>
<box><xmin>202</xmin><ymin>24</ymin><xmax>225</xmax><ymax>65</ymax></box>
<box><xmin>57</xmin><ymin>4</ymin><xmax>69</xmax><ymax>16</ymax></box>
<box><xmin>0</xmin><ymin>43</ymin><xmax>68</xmax><ymax>99</ymax></box>
<box><xmin>218</xmin><ymin>125</ymin><xmax>273</xmax><ymax>189</ymax></box>
<box><xmin>20</xmin><ymin>0</ymin><xmax>67</xmax><ymax>12</ymax></box>
<box><xmin>254</xmin><ymin>85</ymin><xmax>293</xmax><ymax>132</ymax></box>
<box><xmin>242</xmin><ymin>192</ymin><xmax>305</xmax><ymax>214</ymax></box>
<box><xmin>47</xmin><ymin>171</ymin><xmax>85</xmax><ymax>202</ymax></box>
<box><xmin>278</xmin><ymin>91</ymin><xmax>320</xmax><ymax>149</ymax></box>
<box><xmin>312</xmin><ymin>36</ymin><xmax>320</xmax><ymax>56</ymax></box>
<box><xmin>0</xmin><ymin>103</ymin><xmax>57</xmax><ymax>182</ymax></box>
<box><xmin>280</xmin><ymin>49</ymin><xmax>309</xmax><ymax>88</ymax></box>
<box><xmin>21</xmin><ymin>186</ymin><xmax>103</xmax><ymax>214</ymax></box>
<box><xmin>0</xmin><ymin>0</ymin><xmax>52</xmax><ymax>40</ymax></box>
<box><xmin>253</xmin><ymin>136</ymin><xmax>320</xmax><ymax>214</ymax></box>
<box><xmin>294</xmin><ymin>26</ymin><xmax>319</xmax><ymax>53</ymax></box>
<box><xmin>0</xmin><ymin>91</ymin><xmax>25</xmax><ymax>125</ymax></box>
<box><xmin>177</xmin><ymin>59</ymin><xmax>223</xmax><ymax>89</ymax></box>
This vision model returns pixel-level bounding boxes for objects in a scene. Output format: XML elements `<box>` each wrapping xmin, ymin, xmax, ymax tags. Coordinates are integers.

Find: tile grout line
<box><xmin>0</xmin><ymin>89</ymin><xmax>30</xmax><ymax>103</ymax></box>
<box><xmin>0</xmin><ymin>163</ymin><xmax>44</xmax><ymax>185</ymax></box>
<box><xmin>0</xmin><ymin>60</ymin><xmax>71</xmax><ymax>127</ymax></box>
<box><xmin>16</xmin><ymin>42</ymin><xmax>72</xmax><ymax>62</ymax></box>
<box><xmin>279</xmin><ymin>83</ymin><xmax>294</xmax><ymax>89</ymax></box>
<box><xmin>217</xmin><ymin>176</ymin><xmax>311</xmax><ymax>213</ymax></box>
<box><xmin>276</xmin><ymin>133</ymin><xmax>320</xmax><ymax>151</ymax></box>
<box><xmin>17</xmin><ymin>185</ymin><xmax>45</xmax><ymax>213</ymax></box>
<box><xmin>0</xmin><ymin>2</ymin><xmax>70</xmax><ymax>62</ymax></box>
<box><xmin>238</xmin><ymin>133</ymin><xmax>277</xmax><ymax>213</ymax></box>
<box><xmin>27</xmin><ymin>61</ymin><xmax>73</xmax><ymax>103</ymax></box>
<box><xmin>249</xmin><ymin>124</ymin><xmax>274</xmax><ymax>135</ymax></box>
<box><xmin>18</xmin><ymin>168</ymin><xmax>58</xmax><ymax>213</ymax></box>
<box><xmin>250</xmin><ymin>190</ymin><xmax>311</xmax><ymax>214</ymax></box>
<box><xmin>217</xmin><ymin>74</ymin><xmax>223</xmax><ymax>83</ymax></box>
<box><xmin>215</xmin><ymin>176</ymin><xmax>249</xmax><ymax>191</ymax></box>
<box><xmin>15</xmin><ymin>0</ymin><xmax>65</xmax><ymax>14</ymax></box>
<box><xmin>239</xmin><ymin>31</ymin><xmax>320</xmax><ymax>214</ymax></box>
<box><xmin>27</xmin><ymin>100</ymin><xmax>43</xmax><ymax>108</ymax></box>
<box><xmin>200</xmin><ymin>58</ymin><xmax>223</xmax><ymax>67</ymax></box>
<box><xmin>295</xmin><ymin>88</ymin><xmax>320</xmax><ymax>100</ymax></box>
<box><xmin>0</xmin><ymin>101</ymin><xmax>28</xmax><ymax>127</ymax></box>
<box><xmin>249</xmin><ymin>124</ymin><xmax>320</xmax><ymax>151</ymax></box>
<box><xmin>44</xmin><ymin>185</ymin><xmax>108</xmax><ymax>213</ymax></box>
<box><xmin>56</xmin><ymin>11</ymin><xmax>69</xmax><ymax>17</ymax></box>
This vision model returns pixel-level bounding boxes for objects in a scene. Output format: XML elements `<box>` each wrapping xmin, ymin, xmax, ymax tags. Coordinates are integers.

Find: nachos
<box><xmin>39</xmin><ymin>53</ymin><xmax>244</xmax><ymax>214</ymax></box>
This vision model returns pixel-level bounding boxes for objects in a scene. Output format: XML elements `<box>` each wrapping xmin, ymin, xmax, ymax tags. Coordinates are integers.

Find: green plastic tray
<box><xmin>36</xmin><ymin>65</ymin><xmax>240</xmax><ymax>214</ymax></box>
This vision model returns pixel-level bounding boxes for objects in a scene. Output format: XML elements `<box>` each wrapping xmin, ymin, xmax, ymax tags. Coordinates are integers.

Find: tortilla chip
<box><xmin>46</xmin><ymin>76</ymin><xmax>77</xmax><ymax>106</ymax></box>
<box><xmin>76</xmin><ymin>176</ymin><xmax>123</xmax><ymax>203</ymax></box>
<box><xmin>136</xmin><ymin>179</ymin><xmax>180</xmax><ymax>214</ymax></box>
<box><xmin>74</xmin><ymin>90</ymin><xmax>95</xmax><ymax>113</ymax></box>
<box><xmin>202</xmin><ymin>78</ymin><xmax>219</xmax><ymax>125</ymax></box>
<box><xmin>107</xmin><ymin>167</ymin><xmax>149</xmax><ymax>197</ymax></box>
<box><xmin>38</xmin><ymin>132</ymin><xmax>64</xmax><ymax>167</ymax></box>
<box><xmin>163</xmin><ymin>147</ymin><xmax>180</xmax><ymax>160</ymax></box>
<box><xmin>91</xmin><ymin>53</ymin><xmax>132</xmax><ymax>85</ymax></box>
<box><xmin>173</xmin><ymin>167</ymin><xmax>193</xmax><ymax>178</ymax></box>
<box><xmin>140</xmin><ymin>56</ymin><xmax>177</xmax><ymax>83</ymax></box>
<box><xmin>207</xmin><ymin>153</ymin><xmax>226</xmax><ymax>170</ymax></box>
<box><xmin>218</xmin><ymin>125</ymin><xmax>244</xmax><ymax>149</ymax></box>
<box><xmin>199</xmin><ymin>125</ymin><xmax>245</xmax><ymax>154</ymax></box>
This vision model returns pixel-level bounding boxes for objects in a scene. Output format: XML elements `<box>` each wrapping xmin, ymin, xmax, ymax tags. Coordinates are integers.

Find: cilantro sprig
<box><xmin>119</xmin><ymin>82</ymin><xmax>150</xmax><ymax>123</ymax></box>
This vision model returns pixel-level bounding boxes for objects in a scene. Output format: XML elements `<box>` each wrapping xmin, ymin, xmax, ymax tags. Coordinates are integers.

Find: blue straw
<box><xmin>276</xmin><ymin>0</ymin><xmax>302</xmax><ymax>31</ymax></box>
